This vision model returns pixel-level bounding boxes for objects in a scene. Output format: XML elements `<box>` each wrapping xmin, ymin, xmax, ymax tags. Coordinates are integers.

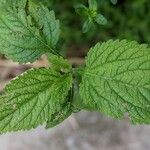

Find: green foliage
<box><xmin>75</xmin><ymin>4</ymin><xmax>88</xmax><ymax>17</ymax></box>
<box><xmin>88</xmin><ymin>0</ymin><xmax>97</xmax><ymax>11</ymax></box>
<box><xmin>0</xmin><ymin>0</ymin><xmax>60</xmax><ymax>63</ymax></box>
<box><xmin>82</xmin><ymin>19</ymin><xmax>94</xmax><ymax>33</ymax></box>
<box><xmin>79</xmin><ymin>40</ymin><xmax>150</xmax><ymax>124</ymax></box>
<box><xmin>0</xmin><ymin>0</ymin><xmax>149</xmax><ymax>133</ymax></box>
<box><xmin>0</xmin><ymin>68</ymin><xmax>72</xmax><ymax>133</ymax></box>
<box><xmin>95</xmin><ymin>14</ymin><xmax>107</xmax><ymax>25</ymax></box>
<box><xmin>48</xmin><ymin>54</ymin><xmax>72</xmax><ymax>73</ymax></box>
<box><xmin>75</xmin><ymin>0</ymin><xmax>107</xmax><ymax>33</ymax></box>
<box><xmin>28</xmin><ymin>1</ymin><xmax>60</xmax><ymax>49</ymax></box>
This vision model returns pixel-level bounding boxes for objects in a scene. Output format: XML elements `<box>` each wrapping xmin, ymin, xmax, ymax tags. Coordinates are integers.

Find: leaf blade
<box><xmin>80</xmin><ymin>40</ymin><xmax>150</xmax><ymax>124</ymax></box>
<box><xmin>28</xmin><ymin>1</ymin><xmax>60</xmax><ymax>48</ymax></box>
<box><xmin>0</xmin><ymin>68</ymin><xmax>72</xmax><ymax>133</ymax></box>
<box><xmin>48</xmin><ymin>54</ymin><xmax>72</xmax><ymax>72</ymax></box>
<box><xmin>0</xmin><ymin>0</ymin><xmax>60</xmax><ymax>63</ymax></box>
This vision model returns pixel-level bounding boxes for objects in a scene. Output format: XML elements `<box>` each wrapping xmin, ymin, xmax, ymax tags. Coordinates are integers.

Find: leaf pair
<box><xmin>0</xmin><ymin>0</ymin><xmax>150</xmax><ymax>134</ymax></box>
<box><xmin>0</xmin><ymin>40</ymin><xmax>150</xmax><ymax>134</ymax></box>
<box><xmin>0</xmin><ymin>0</ymin><xmax>60</xmax><ymax>63</ymax></box>
<box><xmin>75</xmin><ymin>0</ymin><xmax>107</xmax><ymax>33</ymax></box>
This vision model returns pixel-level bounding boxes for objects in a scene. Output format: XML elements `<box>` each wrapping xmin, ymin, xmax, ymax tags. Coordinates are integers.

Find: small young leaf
<box><xmin>0</xmin><ymin>0</ymin><xmax>60</xmax><ymax>63</ymax></box>
<box><xmin>88</xmin><ymin>0</ymin><xmax>98</xmax><ymax>11</ymax></box>
<box><xmin>110</xmin><ymin>0</ymin><xmax>118</xmax><ymax>5</ymax></box>
<box><xmin>0</xmin><ymin>68</ymin><xmax>72</xmax><ymax>133</ymax></box>
<box><xmin>95</xmin><ymin>14</ymin><xmax>108</xmax><ymax>25</ymax></box>
<box><xmin>82</xmin><ymin>19</ymin><xmax>94</xmax><ymax>33</ymax></box>
<box><xmin>48</xmin><ymin>54</ymin><xmax>72</xmax><ymax>73</ymax></box>
<box><xmin>80</xmin><ymin>40</ymin><xmax>150</xmax><ymax>124</ymax></box>
<box><xmin>75</xmin><ymin>4</ymin><xmax>88</xmax><ymax>16</ymax></box>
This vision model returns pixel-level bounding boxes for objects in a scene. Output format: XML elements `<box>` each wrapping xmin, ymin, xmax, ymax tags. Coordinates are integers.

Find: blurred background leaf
<box><xmin>82</xmin><ymin>19</ymin><xmax>94</xmax><ymax>33</ymax></box>
<box><xmin>88</xmin><ymin>0</ymin><xmax>98</xmax><ymax>11</ymax></box>
<box><xmin>110</xmin><ymin>0</ymin><xmax>118</xmax><ymax>5</ymax></box>
<box><xmin>95</xmin><ymin>14</ymin><xmax>108</xmax><ymax>25</ymax></box>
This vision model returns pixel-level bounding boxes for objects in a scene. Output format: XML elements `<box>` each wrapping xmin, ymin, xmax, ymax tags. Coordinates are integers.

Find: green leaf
<box><xmin>75</xmin><ymin>4</ymin><xmax>88</xmax><ymax>16</ymax></box>
<box><xmin>95</xmin><ymin>14</ymin><xmax>107</xmax><ymax>25</ymax></box>
<box><xmin>48</xmin><ymin>54</ymin><xmax>72</xmax><ymax>73</ymax></box>
<box><xmin>0</xmin><ymin>0</ymin><xmax>60</xmax><ymax>63</ymax></box>
<box><xmin>28</xmin><ymin>1</ymin><xmax>60</xmax><ymax>48</ymax></box>
<box><xmin>80</xmin><ymin>40</ymin><xmax>150</xmax><ymax>124</ymax></box>
<box><xmin>82</xmin><ymin>19</ymin><xmax>94</xmax><ymax>33</ymax></box>
<box><xmin>88</xmin><ymin>0</ymin><xmax>97</xmax><ymax>11</ymax></box>
<box><xmin>110</xmin><ymin>0</ymin><xmax>118</xmax><ymax>5</ymax></box>
<box><xmin>46</xmin><ymin>103</ymin><xmax>72</xmax><ymax>128</ymax></box>
<box><xmin>0</xmin><ymin>68</ymin><xmax>72</xmax><ymax>133</ymax></box>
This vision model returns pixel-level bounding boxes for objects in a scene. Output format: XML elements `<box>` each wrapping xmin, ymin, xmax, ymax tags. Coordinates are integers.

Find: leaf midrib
<box><xmin>89</xmin><ymin>53</ymin><xmax>150</xmax><ymax>70</ymax></box>
<box><xmin>85</xmin><ymin>71</ymin><xmax>150</xmax><ymax>90</ymax></box>
<box><xmin>1</xmin><ymin>4</ymin><xmax>57</xmax><ymax>55</ymax></box>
